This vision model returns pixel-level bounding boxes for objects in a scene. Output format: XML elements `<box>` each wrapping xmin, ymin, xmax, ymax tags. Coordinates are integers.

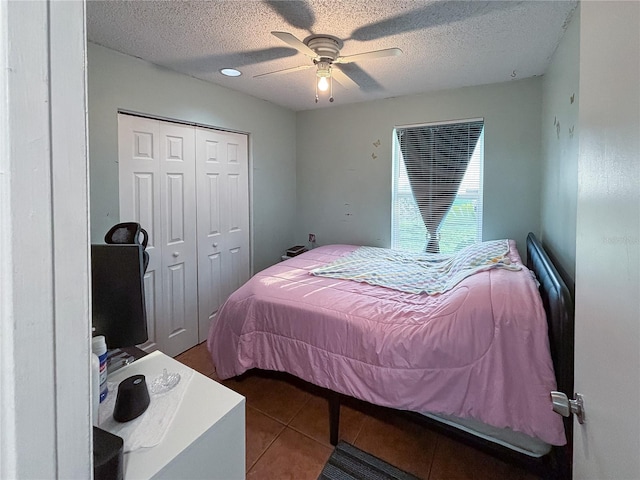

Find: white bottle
<box><xmin>92</xmin><ymin>335</ymin><xmax>108</xmax><ymax>402</ymax></box>
<box><xmin>91</xmin><ymin>352</ymin><xmax>100</xmax><ymax>424</ymax></box>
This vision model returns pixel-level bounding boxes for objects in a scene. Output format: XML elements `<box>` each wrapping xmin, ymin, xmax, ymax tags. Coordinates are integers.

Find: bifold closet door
<box><xmin>118</xmin><ymin>114</ymin><xmax>199</xmax><ymax>356</ymax></box>
<box><xmin>195</xmin><ymin>127</ymin><xmax>250</xmax><ymax>342</ymax></box>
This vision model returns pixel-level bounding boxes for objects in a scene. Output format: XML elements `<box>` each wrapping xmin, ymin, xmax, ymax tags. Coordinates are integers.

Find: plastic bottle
<box><xmin>92</xmin><ymin>335</ymin><xmax>108</xmax><ymax>402</ymax></box>
<box><xmin>91</xmin><ymin>352</ymin><xmax>100</xmax><ymax>424</ymax></box>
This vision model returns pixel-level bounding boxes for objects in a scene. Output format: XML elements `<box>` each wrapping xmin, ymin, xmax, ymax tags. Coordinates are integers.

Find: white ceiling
<box><xmin>86</xmin><ymin>0</ymin><xmax>577</xmax><ymax>112</ymax></box>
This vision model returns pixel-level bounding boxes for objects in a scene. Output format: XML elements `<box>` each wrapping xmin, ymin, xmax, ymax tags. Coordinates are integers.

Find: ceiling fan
<box><xmin>255</xmin><ymin>31</ymin><xmax>402</xmax><ymax>103</ymax></box>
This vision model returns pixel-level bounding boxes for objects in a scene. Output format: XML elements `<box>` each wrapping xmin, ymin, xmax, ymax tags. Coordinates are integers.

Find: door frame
<box><xmin>573</xmin><ymin>2</ymin><xmax>640</xmax><ymax>478</ymax></box>
<box><xmin>0</xmin><ymin>1</ymin><xmax>91</xmax><ymax>477</ymax></box>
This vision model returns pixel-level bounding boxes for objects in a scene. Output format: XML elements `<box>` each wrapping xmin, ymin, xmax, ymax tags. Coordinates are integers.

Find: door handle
<box><xmin>172</xmin><ymin>252</ymin><xmax>180</xmax><ymax>258</ymax></box>
<box><xmin>212</xmin><ymin>243</ymin><xmax>219</xmax><ymax>248</ymax></box>
<box><xmin>551</xmin><ymin>391</ymin><xmax>585</xmax><ymax>424</ymax></box>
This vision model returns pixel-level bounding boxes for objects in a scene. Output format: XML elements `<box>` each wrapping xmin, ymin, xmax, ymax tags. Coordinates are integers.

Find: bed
<box><xmin>208</xmin><ymin>233</ymin><xmax>574</xmax><ymax>478</ymax></box>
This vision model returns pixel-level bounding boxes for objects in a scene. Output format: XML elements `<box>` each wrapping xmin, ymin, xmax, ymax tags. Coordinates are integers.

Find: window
<box><xmin>392</xmin><ymin>119</ymin><xmax>484</xmax><ymax>254</ymax></box>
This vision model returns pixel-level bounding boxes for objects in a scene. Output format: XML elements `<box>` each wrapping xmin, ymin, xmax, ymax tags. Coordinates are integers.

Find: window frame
<box><xmin>391</xmin><ymin>118</ymin><xmax>485</xmax><ymax>253</ymax></box>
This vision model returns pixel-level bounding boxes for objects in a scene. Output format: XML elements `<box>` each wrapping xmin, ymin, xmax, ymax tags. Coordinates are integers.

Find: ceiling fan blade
<box><xmin>334</xmin><ymin>48</ymin><xmax>403</xmax><ymax>64</ymax></box>
<box><xmin>331</xmin><ymin>66</ymin><xmax>359</xmax><ymax>90</ymax></box>
<box><xmin>253</xmin><ymin>64</ymin><xmax>313</xmax><ymax>78</ymax></box>
<box><xmin>271</xmin><ymin>31</ymin><xmax>318</xmax><ymax>58</ymax></box>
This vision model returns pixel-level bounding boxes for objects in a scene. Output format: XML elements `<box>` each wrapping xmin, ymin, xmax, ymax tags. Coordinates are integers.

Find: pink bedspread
<box><xmin>208</xmin><ymin>242</ymin><xmax>566</xmax><ymax>446</ymax></box>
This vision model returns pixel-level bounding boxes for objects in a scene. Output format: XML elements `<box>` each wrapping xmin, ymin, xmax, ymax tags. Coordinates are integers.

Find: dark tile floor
<box><xmin>176</xmin><ymin>342</ymin><xmax>541</xmax><ymax>480</ymax></box>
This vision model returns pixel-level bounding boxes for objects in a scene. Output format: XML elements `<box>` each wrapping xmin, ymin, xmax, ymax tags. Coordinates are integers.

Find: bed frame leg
<box><xmin>328</xmin><ymin>392</ymin><xmax>340</xmax><ymax>446</ymax></box>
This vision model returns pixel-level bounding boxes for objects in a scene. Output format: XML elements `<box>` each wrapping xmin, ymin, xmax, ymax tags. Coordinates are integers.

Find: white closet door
<box><xmin>195</xmin><ymin>128</ymin><xmax>250</xmax><ymax>342</ymax></box>
<box><xmin>118</xmin><ymin>114</ymin><xmax>162</xmax><ymax>352</ymax></box>
<box><xmin>159</xmin><ymin>121</ymin><xmax>199</xmax><ymax>356</ymax></box>
<box><xmin>118</xmin><ymin>115</ymin><xmax>199</xmax><ymax>356</ymax></box>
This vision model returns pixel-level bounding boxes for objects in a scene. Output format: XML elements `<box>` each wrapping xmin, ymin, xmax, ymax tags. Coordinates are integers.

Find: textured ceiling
<box><xmin>86</xmin><ymin>0</ymin><xmax>577</xmax><ymax>111</ymax></box>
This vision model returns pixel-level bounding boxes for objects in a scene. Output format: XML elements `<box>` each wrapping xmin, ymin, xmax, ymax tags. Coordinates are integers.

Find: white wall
<box><xmin>540</xmin><ymin>7</ymin><xmax>579</xmax><ymax>281</ymax></box>
<box><xmin>573</xmin><ymin>2</ymin><xmax>640</xmax><ymax>478</ymax></box>
<box><xmin>88</xmin><ymin>43</ymin><xmax>297</xmax><ymax>272</ymax></box>
<box><xmin>295</xmin><ymin>78</ymin><xmax>543</xmax><ymax>254</ymax></box>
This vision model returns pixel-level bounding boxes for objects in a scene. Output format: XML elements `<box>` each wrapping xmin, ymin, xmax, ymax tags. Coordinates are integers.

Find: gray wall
<box><xmin>540</xmin><ymin>7</ymin><xmax>579</xmax><ymax>280</ymax></box>
<box><xmin>295</xmin><ymin>78</ymin><xmax>543</xmax><ymax>255</ymax></box>
<box><xmin>87</xmin><ymin>43</ymin><xmax>297</xmax><ymax>272</ymax></box>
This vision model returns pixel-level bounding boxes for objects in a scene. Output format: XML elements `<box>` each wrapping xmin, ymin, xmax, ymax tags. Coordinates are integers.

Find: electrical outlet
<box><xmin>308</xmin><ymin>233</ymin><xmax>316</xmax><ymax>243</ymax></box>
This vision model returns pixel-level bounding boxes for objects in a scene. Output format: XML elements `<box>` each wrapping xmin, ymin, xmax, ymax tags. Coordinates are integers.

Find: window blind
<box><xmin>392</xmin><ymin>120</ymin><xmax>484</xmax><ymax>254</ymax></box>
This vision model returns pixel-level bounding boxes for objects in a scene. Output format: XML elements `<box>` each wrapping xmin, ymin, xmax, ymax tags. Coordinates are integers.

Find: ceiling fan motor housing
<box><xmin>306</xmin><ymin>35</ymin><xmax>343</xmax><ymax>63</ymax></box>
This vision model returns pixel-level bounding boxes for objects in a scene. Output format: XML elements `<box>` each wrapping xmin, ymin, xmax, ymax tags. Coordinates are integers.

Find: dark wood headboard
<box><xmin>526</xmin><ymin>232</ymin><xmax>575</xmax><ymax>478</ymax></box>
<box><xmin>526</xmin><ymin>232</ymin><xmax>574</xmax><ymax>398</ymax></box>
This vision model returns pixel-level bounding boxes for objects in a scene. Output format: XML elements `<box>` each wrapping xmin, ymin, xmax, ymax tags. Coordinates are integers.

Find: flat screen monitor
<box><xmin>91</xmin><ymin>244</ymin><xmax>148</xmax><ymax>348</ymax></box>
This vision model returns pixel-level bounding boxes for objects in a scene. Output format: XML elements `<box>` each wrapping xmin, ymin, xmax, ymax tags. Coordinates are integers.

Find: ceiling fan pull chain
<box><xmin>330</xmin><ymin>74</ymin><xmax>334</xmax><ymax>103</ymax></box>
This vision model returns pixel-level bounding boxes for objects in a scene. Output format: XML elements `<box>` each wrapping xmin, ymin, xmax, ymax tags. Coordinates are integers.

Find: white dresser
<box><xmin>101</xmin><ymin>351</ymin><xmax>245</xmax><ymax>479</ymax></box>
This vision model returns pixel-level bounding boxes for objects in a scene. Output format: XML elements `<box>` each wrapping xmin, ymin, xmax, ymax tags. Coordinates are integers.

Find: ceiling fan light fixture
<box><xmin>316</xmin><ymin>61</ymin><xmax>331</xmax><ymax>92</ymax></box>
<box><xmin>264</xmin><ymin>31</ymin><xmax>403</xmax><ymax>105</ymax></box>
<box><xmin>220</xmin><ymin>68</ymin><xmax>242</xmax><ymax>77</ymax></box>
<box><xmin>317</xmin><ymin>75</ymin><xmax>330</xmax><ymax>92</ymax></box>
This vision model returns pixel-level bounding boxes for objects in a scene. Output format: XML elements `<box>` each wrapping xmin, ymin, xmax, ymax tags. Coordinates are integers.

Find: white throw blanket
<box><xmin>310</xmin><ymin>239</ymin><xmax>520</xmax><ymax>294</ymax></box>
<box><xmin>98</xmin><ymin>367</ymin><xmax>193</xmax><ymax>452</ymax></box>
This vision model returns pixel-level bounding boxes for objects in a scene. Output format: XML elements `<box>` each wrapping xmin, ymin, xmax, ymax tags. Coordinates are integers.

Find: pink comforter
<box><xmin>208</xmin><ymin>242</ymin><xmax>566</xmax><ymax>446</ymax></box>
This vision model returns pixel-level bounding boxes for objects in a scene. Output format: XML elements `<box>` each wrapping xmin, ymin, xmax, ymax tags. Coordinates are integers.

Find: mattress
<box><xmin>208</xmin><ymin>242</ymin><xmax>566</xmax><ymax>447</ymax></box>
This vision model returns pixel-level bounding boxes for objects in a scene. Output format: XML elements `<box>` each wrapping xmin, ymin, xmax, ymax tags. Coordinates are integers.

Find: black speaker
<box><xmin>113</xmin><ymin>375</ymin><xmax>150</xmax><ymax>423</ymax></box>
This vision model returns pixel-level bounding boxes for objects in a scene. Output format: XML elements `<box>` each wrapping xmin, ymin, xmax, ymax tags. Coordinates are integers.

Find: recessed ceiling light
<box><xmin>220</xmin><ymin>68</ymin><xmax>241</xmax><ymax>77</ymax></box>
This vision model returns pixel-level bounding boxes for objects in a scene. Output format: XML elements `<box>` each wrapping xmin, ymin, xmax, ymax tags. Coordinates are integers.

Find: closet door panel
<box><xmin>203</xmin><ymin>173</ymin><xmax>223</xmax><ymax>317</ymax></box>
<box><xmin>227</xmin><ymin>173</ymin><xmax>242</xmax><ymax>231</ymax></box>
<box><xmin>159</xmin><ymin>122</ymin><xmax>198</xmax><ymax>356</ymax></box>
<box><xmin>133</xmin><ymin>174</ymin><xmax>155</xmax><ymax>240</ymax></box>
<box><xmin>167</xmin><ymin>263</ymin><xmax>186</xmax><ymax>336</ymax></box>
<box><xmin>205</xmin><ymin>252</ymin><xmax>223</xmax><ymax>324</ymax></box>
<box><xmin>223</xmin><ymin>134</ymin><xmax>250</xmax><ymax>306</ymax></box>
<box><xmin>227</xmin><ymin>247</ymin><xmax>244</xmax><ymax>299</ymax></box>
<box><xmin>142</xmin><ymin>270</ymin><xmax>158</xmax><ymax>348</ymax></box>
<box><xmin>132</xmin><ymin>173</ymin><xmax>160</xmax><ymax>350</ymax></box>
<box><xmin>166</xmin><ymin>174</ymin><xmax>186</xmax><ymax>242</ymax></box>
<box><xmin>118</xmin><ymin>115</ymin><xmax>161</xmax><ymax>352</ymax></box>
<box><xmin>196</xmin><ymin>129</ymin><xmax>224</xmax><ymax>341</ymax></box>
<box><xmin>205</xmin><ymin>173</ymin><xmax>222</xmax><ymax>236</ymax></box>
<box><xmin>196</xmin><ymin>128</ymin><xmax>250</xmax><ymax>342</ymax></box>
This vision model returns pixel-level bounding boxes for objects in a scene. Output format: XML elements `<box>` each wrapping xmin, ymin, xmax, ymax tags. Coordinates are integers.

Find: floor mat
<box><xmin>319</xmin><ymin>441</ymin><xmax>421</xmax><ymax>480</ymax></box>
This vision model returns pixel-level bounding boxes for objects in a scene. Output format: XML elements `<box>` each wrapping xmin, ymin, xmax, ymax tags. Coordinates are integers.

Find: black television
<box><xmin>91</xmin><ymin>244</ymin><xmax>148</xmax><ymax>348</ymax></box>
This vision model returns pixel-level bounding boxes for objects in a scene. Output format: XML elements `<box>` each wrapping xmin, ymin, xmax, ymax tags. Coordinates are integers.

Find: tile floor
<box><xmin>176</xmin><ymin>342</ymin><xmax>541</xmax><ymax>480</ymax></box>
